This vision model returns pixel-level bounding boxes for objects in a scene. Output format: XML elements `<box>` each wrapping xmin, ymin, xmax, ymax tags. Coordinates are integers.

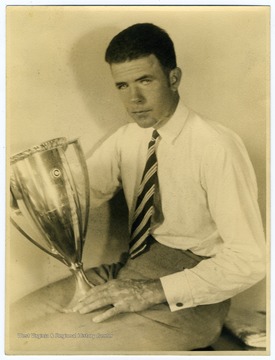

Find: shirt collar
<box><xmin>156</xmin><ymin>101</ymin><xmax>189</xmax><ymax>144</ymax></box>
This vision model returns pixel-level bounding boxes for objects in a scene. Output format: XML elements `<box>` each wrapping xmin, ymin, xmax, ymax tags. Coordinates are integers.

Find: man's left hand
<box><xmin>73</xmin><ymin>279</ymin><xmax>166</xmax><ymax>323</ymax></box>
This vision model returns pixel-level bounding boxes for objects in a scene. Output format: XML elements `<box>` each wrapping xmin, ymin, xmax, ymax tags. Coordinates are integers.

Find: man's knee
<box><xmin>185</xmin><ymin>299</ymin><xmax>231</xmax><ymax>350</ymax></box>
<box><xmin>191</xmin><ymin>321</ymin><xmax>223</xmax><ymax>349</ymax></box>
<box><xmin>178</xmin><ymin>314</ymin><xmax>224</xmax><ymax>350</ymax></box>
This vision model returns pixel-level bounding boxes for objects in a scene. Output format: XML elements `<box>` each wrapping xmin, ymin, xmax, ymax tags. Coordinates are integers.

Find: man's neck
<box><xmin>154</xmin><ymin>94</ymin><xmax>180</xmax><ymax>130</ymax></box>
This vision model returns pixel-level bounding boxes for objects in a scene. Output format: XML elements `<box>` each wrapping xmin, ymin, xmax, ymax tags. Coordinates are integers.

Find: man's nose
<box><xmin>129</xmin><ymin>86</ymin><xmax>144</xmax><ymax>103</ymax></box>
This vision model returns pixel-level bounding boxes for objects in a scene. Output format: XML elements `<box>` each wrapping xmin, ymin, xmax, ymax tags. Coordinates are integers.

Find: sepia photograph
<box><xmin>5</xmin><ymin>5</ymin><xmax>269</xmax><ymax>355</ymax></box>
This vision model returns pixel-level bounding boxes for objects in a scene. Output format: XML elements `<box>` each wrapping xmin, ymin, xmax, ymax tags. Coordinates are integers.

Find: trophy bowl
<box><xmin>10</xmin><ymin>137</ymin><xmax>94</xmax><ymax>311</ymax></box>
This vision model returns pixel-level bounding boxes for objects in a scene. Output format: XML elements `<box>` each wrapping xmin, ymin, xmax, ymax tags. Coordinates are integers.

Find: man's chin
<box><xmin>136</xmin><ymin>123</ymin><xmax>155</xmax><ymax>129</ymax></box>
<box><xmin>130</xmin><ymin>117</ymin><xmax>156</xmax><ymax>129</ymax></box>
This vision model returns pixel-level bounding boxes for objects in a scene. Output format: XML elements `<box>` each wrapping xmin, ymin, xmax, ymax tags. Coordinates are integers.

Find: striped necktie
<box><xmin>129</xmin><ymin>129</ymin><xmax>160</xmax><ymax>259</ymax></box>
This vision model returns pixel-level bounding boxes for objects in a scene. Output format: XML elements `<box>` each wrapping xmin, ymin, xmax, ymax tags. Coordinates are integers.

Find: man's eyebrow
<box><xmin>115</xmin><ymin>75</ymin><xmax>153</xmax><ymax>87</ymax></box>
<box><xmin>115</xmin><ymin>81</ymin><xmax>127</xmax><ymax>87</ymax></box>
<box><xmin>135</xmin><ymin>75</ymin><xmax>153</xmax><ymax>81</ymax></box>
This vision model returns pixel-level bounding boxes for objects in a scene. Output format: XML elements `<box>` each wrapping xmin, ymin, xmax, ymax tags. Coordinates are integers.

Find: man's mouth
<box><xmin>132</xmin><ymin>110</ymin><xmax>151</xmax><ymax>115</ymax></box>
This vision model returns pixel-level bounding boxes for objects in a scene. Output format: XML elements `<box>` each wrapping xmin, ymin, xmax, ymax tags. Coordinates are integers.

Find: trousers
<box><xmin>8</xmin><ymin>238</ymin><xmax>230</xmax><ymax>353</ymax></box>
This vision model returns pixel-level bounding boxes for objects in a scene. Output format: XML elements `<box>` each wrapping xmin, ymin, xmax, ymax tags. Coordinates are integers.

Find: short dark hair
<box><xmin>105</xmin><ymin>23</ymin><xmax>177</xmax><ymax>71</ymax></box>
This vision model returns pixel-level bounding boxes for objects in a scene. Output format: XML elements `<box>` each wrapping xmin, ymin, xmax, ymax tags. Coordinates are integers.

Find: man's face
<box><xmin>110</xmin><ymin>54</ymin><xmax>179</xmax><ymax>129</ymax></box>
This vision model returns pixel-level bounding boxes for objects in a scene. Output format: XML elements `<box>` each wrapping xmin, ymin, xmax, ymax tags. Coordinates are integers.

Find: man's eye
<box><xmin>117</xmin><ymin>84</ymin><xmax>128</xmax><ymax>90</ymax></box>
<box><xmin>140</xmin><ymin>79</ymin><xmax>151</xmax><ymax>85</ymax></box>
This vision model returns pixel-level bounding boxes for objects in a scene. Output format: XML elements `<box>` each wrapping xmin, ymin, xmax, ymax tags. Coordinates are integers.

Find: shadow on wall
<box><xmin>69</xmin><ymin>27</ymin><xmax>130</xmax><ymax>262</ymax></box>
<box><xmin>69</xmin><ymin>26</ymin><xmax>129</xmax><ymax>134</ymax></box>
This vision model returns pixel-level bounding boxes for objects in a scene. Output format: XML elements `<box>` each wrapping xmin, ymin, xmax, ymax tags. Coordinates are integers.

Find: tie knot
<box><xmin>152</xmin><ymin>130</ymin><xmax>159</xmax><ymax>141</ymax></box>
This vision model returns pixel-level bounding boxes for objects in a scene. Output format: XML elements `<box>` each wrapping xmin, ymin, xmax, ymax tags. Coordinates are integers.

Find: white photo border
<box><xmin>1</xmin><ymin>1</ymin><xmax>272</xmax><ymax>360</ymax></box>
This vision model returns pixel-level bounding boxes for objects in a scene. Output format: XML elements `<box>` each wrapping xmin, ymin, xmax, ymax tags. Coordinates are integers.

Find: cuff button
<box><xmin>176</xmin><ymin>302</ymin><xmax>184</xmax><ymax>307</ymax></box>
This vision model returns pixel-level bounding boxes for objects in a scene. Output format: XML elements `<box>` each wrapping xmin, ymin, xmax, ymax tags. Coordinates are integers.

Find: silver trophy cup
<box><xmin>10</xmin><ymin>137</ymin><xmax>94</xmax><ymax>310</ymax></box>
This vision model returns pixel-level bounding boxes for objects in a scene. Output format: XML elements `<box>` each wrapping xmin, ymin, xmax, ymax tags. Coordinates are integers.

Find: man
<box><xmin>72</xmin><ymin>23</ymin><xmax>266</xmax><ymax>350</ymax></box>
<box><xmin>10</xmin><ymin>23</ymin><xmax>265</xmax><ymax>352</ymax></box>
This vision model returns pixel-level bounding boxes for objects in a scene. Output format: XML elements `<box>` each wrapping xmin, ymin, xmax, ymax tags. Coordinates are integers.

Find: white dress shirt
<box><xmin>87</xmin><ymin>102</ymin><xmax>266</xmax><ymax>312</ymax></box>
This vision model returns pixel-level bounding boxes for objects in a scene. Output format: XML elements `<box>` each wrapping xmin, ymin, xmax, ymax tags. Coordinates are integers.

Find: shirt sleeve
<box><xmin>86</xmin><ymin>128</ymin><xmax>123</xmax><ymax>208</ymax></box>
<box><xmin>160</xmin><ymin>135</ymin><xmax>266</xmax><ymax>312</ymax></box>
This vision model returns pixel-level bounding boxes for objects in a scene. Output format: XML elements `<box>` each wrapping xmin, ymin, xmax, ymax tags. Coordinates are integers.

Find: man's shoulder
<box><xmin>187</xmin><ymin>109</ymin><xmax>243</xmax><ymax>150</ymax></box>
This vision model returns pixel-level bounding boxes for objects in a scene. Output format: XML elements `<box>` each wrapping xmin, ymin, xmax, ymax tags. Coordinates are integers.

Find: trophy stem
<box><xmin>65</xmin><ymin>263</ymin><xmax>94</xmax><ymax>311</ymax></box>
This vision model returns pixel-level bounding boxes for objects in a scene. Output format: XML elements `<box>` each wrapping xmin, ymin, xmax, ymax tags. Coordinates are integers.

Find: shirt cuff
<box><xmin>160</xmin><ymin>271</ymin><xmax>194</xmax><ymax>312</ymax></box>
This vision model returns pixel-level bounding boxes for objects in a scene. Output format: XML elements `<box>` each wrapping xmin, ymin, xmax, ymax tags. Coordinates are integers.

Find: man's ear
<box><xmin>169</xmin><ymin>67</ymin><xmax>182</xmax><ymax>91</ymax></box>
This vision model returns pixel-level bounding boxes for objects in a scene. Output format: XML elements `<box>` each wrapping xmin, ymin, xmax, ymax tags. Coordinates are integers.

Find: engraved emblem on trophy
<box><xmin>10</xmin><ymin>137</ymin><xmax>94</xmax><ymax>310</ymax></box>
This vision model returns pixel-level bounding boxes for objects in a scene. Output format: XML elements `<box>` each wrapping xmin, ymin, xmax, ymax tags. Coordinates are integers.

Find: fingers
<box><xmin>73</xmin><ymin>283</ymin><xmax>116</xmax><ymax>313</ymax></box>
<box><xmin>74</xmin><ymin>297</ymin><xmax>111</xmax><ymax>314</ymax></box>
<box><xmin>93</xmin><ymin>306</ymin><xmax>121</xmax><ymax>323</ymax></box>
<box><xmin>78</xmin><ymin>283</ymin><xmax>107</xmax><ymax>302</ymax></box>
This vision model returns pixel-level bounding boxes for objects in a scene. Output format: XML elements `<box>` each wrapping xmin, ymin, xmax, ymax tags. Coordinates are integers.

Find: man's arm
<box><xmin>160</xmin><ymin>138</ymin><xmax>266</xmax><ymax>311</ymax></box>
<box><xmin>86</xmin><ymin>127</ymin><xmax>124</xmax><ymax>208</ymax></box>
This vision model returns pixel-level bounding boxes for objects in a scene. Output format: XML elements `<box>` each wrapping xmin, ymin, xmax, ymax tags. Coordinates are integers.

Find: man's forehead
<box><xmin>110</xmin><ymin>54</ymin><xmax>163</xmax><ymax>80</ymax></box>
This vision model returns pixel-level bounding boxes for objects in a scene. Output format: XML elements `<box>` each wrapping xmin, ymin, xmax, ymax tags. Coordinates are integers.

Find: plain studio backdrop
<box><xmin>6</xmin><ymin>6</ymin><xmax>268</xmax><ymax>313</ymax></box>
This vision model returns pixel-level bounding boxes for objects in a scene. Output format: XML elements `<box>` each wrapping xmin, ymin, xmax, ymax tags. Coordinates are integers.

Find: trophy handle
<box><xmin>10</xmin><ymin>188</ymin><xmax>69</xmax><ymax>265</ymax></box>
<box><xmin>10</xmin><ymin>217</ymin><xmax>65</xmax><ymax>262</ymax></box>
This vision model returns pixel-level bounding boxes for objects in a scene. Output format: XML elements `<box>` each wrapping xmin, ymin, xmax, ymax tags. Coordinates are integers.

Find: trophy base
<box><xmin>62</xmin><ymin>265</ymin><xmax>94</xmax><ymax>312</ymax></box>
